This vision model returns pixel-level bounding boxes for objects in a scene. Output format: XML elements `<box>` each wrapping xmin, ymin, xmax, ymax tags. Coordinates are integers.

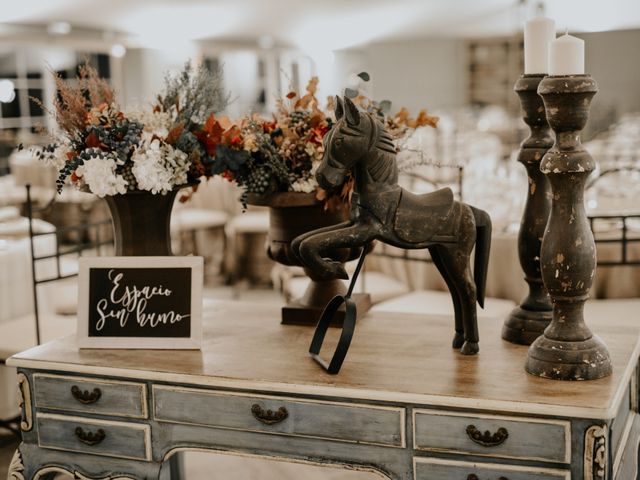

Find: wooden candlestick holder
<box><xmin>525</xmin><ymin>74</ymin><xmax>612</xmax><ymax>381</ymax></box>
<box><xmin>502</xmin><ymin>74</ymin><xmax>554</xmax><ymax>345</ymax></box>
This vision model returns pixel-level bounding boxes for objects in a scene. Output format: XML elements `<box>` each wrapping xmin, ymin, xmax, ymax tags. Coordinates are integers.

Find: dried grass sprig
<box><xmin>159</xmin><ymin>62</ymin><xmax>230</xmax><ymax>130</ymax></box>
<box><xmin>30</xmin><ymin>63</ymin><xmax>116</xmax><ymax>140</ymax></box>
<box><xmin>78</xmin><ymin>63</ymin><xmax>114</xmax><ymax>107</ymax></box>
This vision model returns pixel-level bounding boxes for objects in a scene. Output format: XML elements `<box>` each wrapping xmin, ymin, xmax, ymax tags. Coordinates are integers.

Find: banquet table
<box><xmin>0</xmin><ymin>215</ymin><xmax>58</xmax><ymax>421</ymax></box>
<box><xmin>0</xmin><ymin>218</ymin><xmax>57</xmax><ymax>325</ymax></box>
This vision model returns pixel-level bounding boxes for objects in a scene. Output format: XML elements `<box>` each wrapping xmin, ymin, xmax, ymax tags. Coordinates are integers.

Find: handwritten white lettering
<box><xmin>94</xmin><ymin>270</ymin><xmax>188</xmax><ymax>333</ymax></box>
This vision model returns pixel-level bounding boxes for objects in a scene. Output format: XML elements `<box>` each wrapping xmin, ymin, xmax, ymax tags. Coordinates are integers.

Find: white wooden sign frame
<box><xmin>77</xmin><ymin>256</ymin><xmax>203</xmax><ymax>350</ymax></box>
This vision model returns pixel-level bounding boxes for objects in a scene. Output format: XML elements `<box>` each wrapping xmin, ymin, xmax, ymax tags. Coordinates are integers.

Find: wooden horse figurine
<box><xmin>293</xmin><ymin>96</ymin><xmax>492</xmax><ymax>355</ymax></box>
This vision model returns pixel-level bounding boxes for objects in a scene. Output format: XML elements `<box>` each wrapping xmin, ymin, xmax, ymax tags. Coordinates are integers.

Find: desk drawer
<box><xmin>154</xmin><ymin>385</ymin><xmax>404</xmax><ymax>447</ymax></box>
<box><xmin>37</xmin><ymin>413</ymin><xmax>151</xmax><ymax>461</ymax></box>
<box><xmin>413</xmin><ymin>409</ymin><xmax>570</xmax><ymax>463</ymax></box>
<box><xmin>414</xmin><ymin>458</ymin><xmax>570</xmax><ymax>480</ymax></box>
<box><xmin>34</xmin><ymin>374</ymin><xmax>147</xmax><ymax>419</ymax></box>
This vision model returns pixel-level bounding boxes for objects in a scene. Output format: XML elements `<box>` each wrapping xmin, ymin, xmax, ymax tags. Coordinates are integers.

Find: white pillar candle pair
<box><xmin>524</xmin><ymin>17</ymin><xmax>585</xmax><ymax>76</ymax></box>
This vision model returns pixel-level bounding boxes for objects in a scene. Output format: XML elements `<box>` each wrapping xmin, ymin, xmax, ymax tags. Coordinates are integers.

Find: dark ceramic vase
<box><xmin>105</xmin><ymin>189</ymin><xmax>182</xmax><ymax>256</ymax></box>
<box><xmin>248</xmin><ymin>192</ymin><xmax>371</xmax><ymax>325</ymax></box>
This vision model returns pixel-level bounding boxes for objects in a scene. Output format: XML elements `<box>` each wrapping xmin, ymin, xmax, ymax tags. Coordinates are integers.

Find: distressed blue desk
<box><xmin>6</xmin><ymin>300</ymin><xmax>640</xmax><ymax>479</ymax></box>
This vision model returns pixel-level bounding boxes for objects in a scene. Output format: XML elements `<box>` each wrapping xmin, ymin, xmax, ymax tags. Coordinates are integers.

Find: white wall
<box><xmin>120</xmin><ymin>47</ymin><xmax>198</xmax><ymax>109</ymax></box>
<box><xmin>342</xmin><ymin>38</ymin><xmax>468</xmax><ymax>113</ymax></box>
<box><xmin>577</xmin><ymin>29</ymin><xmax>640</xmax><ymax>130</ymax></box>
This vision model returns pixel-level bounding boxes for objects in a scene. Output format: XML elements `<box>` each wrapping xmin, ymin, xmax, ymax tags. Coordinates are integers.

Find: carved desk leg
<box><xmin>502</xmin><ymin>74</ymin><xmax>553</xmax><ymax>345</ymax></box>
<box><xmin>584</xmin><ymin>424</ymin><xmax>607</xmax><ymax>480</ymax></box>
<box><xmin>9</xmin><ymin>443</ymin><xmax>162</xmax><ymax>480</ymax></box>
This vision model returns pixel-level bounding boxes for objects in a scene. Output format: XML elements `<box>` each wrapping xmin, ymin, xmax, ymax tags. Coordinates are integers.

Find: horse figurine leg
<box><xmin>430</xmin><ymin>204</ymin><xmax>491</xmax><ymax>355</ymax></box>
<box><xmin>295</xmin><ymin>222</ymin><xmax>376</xmax><ymax>281</ymax></box>
<box><xmin>438</xmin><ymin>243</ymin><xmax>479</xmax><ymax>354</ymax></box>
<box><xmin>291</xmin><ymin>220</ymin><xmax>353</xmax><ymax>262</ymax></box>
<box><xmin>429</xmin><ymin>245</ymin><xmax>465</xmax><ymax>348</ymax></box>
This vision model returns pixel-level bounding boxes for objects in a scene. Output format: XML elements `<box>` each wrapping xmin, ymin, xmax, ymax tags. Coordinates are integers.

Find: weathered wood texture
<box><xmin>527</xmin><ymin>74</ymin><xmax>612</xmax><ymax>381</ymax></box>
<box><xmin>154</xmin><ymin>386</ymin><xmax>404</xmax><ymax>447</ymax></box>
<box><xmin>413</xmin><ymin>409</ymin><xmax>569</xmax><ymax>463</ymax></box>
<box><xmin>8</xmin><ymin>300</ymin><xmax>640</xmax><ymax>418</ymax></box>
<box><xmin>33</xmin><ymin>374</ymin><xmax>147</xmax><ymax>418</ymax></box>
<box><xmin>36</xmin><ymin>413</ymin><xmax>151</xmax><ymax>461</ymax></box>
<box><xmin>502</xmin><ymin>73</ymin><xmax>553</xmax><ymax>345</ymax></box>
<box><xmin>414</xmin><ymin>457</ymin><xmax>569</xmax><ymax>480</ymax></box>
<box><xmin>6</xmin><ymin>301</ymin><xmax>640</xmax><ymax>479</ymax></box>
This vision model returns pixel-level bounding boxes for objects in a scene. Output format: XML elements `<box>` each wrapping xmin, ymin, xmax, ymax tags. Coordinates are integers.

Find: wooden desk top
<box><xmin>8</xmin><ymin>299</ymin><xmax>640</xmax><ymax>419</ymax></box>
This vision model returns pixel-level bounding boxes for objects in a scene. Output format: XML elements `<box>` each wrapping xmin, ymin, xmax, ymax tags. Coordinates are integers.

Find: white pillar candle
<box><xmin>549</xmin><ymin>33</ymin><xmax>585</xmax><ymax>76</ymax></box>
<box><xmin>524</xmin><ymin>16</ymin><xmax>556</xmax><ymax>74</ymax></box>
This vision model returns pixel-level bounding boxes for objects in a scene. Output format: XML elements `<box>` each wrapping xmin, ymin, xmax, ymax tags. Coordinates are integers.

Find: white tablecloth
<box><xmin>0</xmin><ymin>220</ymin><xmax>56</xmax><ymax>325</ymax></box>
<box><xmin>369</xmin><ymin>228</ymin><xmax>640</xmax><ymax>305</ymax></box>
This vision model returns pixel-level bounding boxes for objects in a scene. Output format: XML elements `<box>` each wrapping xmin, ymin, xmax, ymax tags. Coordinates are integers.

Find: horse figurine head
<box><xmin>317</xmin><ymin>96</ymin><xmax>398</xmax><ymax>195</ymax></box>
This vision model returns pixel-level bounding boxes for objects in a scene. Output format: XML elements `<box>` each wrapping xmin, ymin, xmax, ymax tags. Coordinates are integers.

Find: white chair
<box><xmin>280</xmin><ymin>265</ymin><xmax>411</xmax><ymax>306</ymax></box>
<box><xmin>373</xmin><ymin>289</ymin><xmax>515</xmax><ymax>319</ymax></box>
<box><xmin>224</xmin><ymin>209</ymin><xmax>271</xmax><ymax>285</ymax></box>
<box><xmin>171</xmin><ymin>207</ymin><xmax>228</xmax><ymax>276</ymax></box>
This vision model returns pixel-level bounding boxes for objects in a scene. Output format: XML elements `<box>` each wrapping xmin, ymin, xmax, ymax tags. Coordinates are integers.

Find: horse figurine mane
<box><xmin>293</xmin><ymin>95</ymin><xmax>492</xmax><ymax>369</ymax></box>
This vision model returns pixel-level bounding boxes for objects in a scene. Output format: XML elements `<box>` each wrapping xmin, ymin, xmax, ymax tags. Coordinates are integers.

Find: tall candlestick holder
<box><xmin>525</xmin><ymin>74</ymin><xmax>612</xmax><ymax>381</ymax></box>
<box><xmin>502</xmin><ymin>74</ymin><xmax>554</xmax><ymax>345</ymax></box>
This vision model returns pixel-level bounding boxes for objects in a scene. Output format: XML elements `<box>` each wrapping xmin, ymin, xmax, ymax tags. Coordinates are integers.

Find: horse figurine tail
<box><xmin>471</xmin><ymin>206</ymin><xmax>492</xmax><ymax>309</ymax></box>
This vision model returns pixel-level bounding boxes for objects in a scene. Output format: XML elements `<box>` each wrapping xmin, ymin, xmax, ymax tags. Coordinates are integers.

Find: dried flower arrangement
<box><xmin>31</xmin><ymin>64</ymin><xmax>438</xmax><ymax>209</ymax></box>
<box><xmin>345</xmin><ymin>72</ymin><xmax>439</xmax><ymax>140</ymax></box>
<box><xmin>202</xmin><ymin>77</ymin><xmax>341</xmax><ymax>208</ymax></box>
<box><xmin>29</xmin><ymin>62</ymin><xmax>229</xmax><ymax>197</ymax></box>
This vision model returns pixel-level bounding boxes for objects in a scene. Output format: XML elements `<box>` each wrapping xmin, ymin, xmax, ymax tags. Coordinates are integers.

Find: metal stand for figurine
<box><xmin>502</xmin><ymin>75</ymin><xmax>553</xmax><ymax>345</ymax></box>
<box><xmin>309</xmin><ymin>250</ymin><xmax>367</xmax><ymax>374</ymax></box>
<box><xmin>525</xmin><ymin>74</ymin><xmax>612</xmax><ymax>381</ymax></box>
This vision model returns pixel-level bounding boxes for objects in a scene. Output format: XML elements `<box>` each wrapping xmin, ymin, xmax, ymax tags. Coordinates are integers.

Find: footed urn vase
<box><xmin>248</xmin><ymin>192</ymin><xmax>371</xmax><ymax>326</ymax></box>
<box><xmin>105</xmin><ymin>188</ymin><xmax>184</xmax><ymax>256</ymax></box>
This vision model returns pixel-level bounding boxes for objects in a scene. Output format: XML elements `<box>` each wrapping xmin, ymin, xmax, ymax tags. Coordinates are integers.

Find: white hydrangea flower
<box><xmin>75</xmin><ymin>156</ymin><xmax>128</xmax><ymax>198</ymax></box>
<box><xmin>126</xmin><ymin>109</ymin><xmax>172</xmax><ymax>138</ymax></box>
<box><xmin>243</xmin><ymin>134</ymin><xmax>259</xmax><ymax>153</ymax></box>
<box><xmin>131</xmin><ymin>140</ymin><xmax>172</xmax><ymax>194</ymax></box>
<box><xmin>131</xmin><ymin>139</ymin><xmax>190</xmax><ymax>195</ymax></box>
<box><xmin>164</xmin><ymin>145</ymin><xmax>190</xmax><ymax>187</ymax></box>
<box><xmin>291</xmin><ymin>176</ymin><xmax>318</xmax><ymax>193</ymax></box>
<box><xmin>305</xmin><ymin>142</ymin><xmax>317</xmax><ymax>158</ymax></box>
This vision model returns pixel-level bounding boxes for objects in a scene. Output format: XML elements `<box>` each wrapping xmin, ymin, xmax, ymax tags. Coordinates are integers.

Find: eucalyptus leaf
<box><xmin>379</xmin><ymin>100</ymin><xmax>392</xmax><ymax>113</ymax></box>
<box><xmin>357</xmin><ymin>72</ymin><xmax>370</xmax><ymax>82</ymax></box>
<box><xmin>212</xmin><ymin>144</ymin><xmax>250</xmax><ymax>174</ymax></box>
<box><xmin>345</xmin><ymin>88</ymin><xmax>358</xmax><ymax>99</ymax></box>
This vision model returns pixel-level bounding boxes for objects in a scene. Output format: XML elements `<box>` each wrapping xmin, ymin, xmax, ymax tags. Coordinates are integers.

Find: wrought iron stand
<box><xmin>502</xmin><ymin>74</ymin><xmax>554</xmax><ymax>345</ymax></box>
<box><xmin>525</xmin><ymin>74</ymin><xmax>612</xmax><ymax>381</ymax></box>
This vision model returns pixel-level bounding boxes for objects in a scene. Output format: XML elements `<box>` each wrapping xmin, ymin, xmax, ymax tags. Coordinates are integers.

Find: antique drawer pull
<box><xmin>74</xmin><ymin>426</ymin><xmax>106</xmax><ymax>446</ymax></box>
<box><xmin>467</xmin><ymin>475</ymin><xmax>509</xmax><ymax>480</ymax></box>
<box><xmin>251</xmin><ymin>404</ymin><xmax>288</xmax><ymax>425</ymax></box>
<box><xmin>465</xmin><ymin>424</ymin><xmax>509</xmax><ymax>447</ymax></box>
<box><xmin>71</xmin><ymin>385</ymin><xmax>102</xmax><ymax>405</ymax></box>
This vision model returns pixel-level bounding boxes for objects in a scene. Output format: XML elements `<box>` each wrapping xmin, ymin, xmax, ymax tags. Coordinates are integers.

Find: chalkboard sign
<box><xmin>77</xmin><ymin>257</ymin><xmax>203</xmax><ymax>349</ymax></box>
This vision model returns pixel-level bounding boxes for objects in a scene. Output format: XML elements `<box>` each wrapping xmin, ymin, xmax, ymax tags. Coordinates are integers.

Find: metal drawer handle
<box><xmin>71</xmin><ymin>385</ymin><xmax>102</xmax><ymax>405</ymax></box>
<box><xmin>74</xmin><ymin>426</ymin><xmax>106</xmax><ymax>446</ymax></box>
<box><xmin>467</xmin><ymin>475</ymin><xmax>509</xmax><ymax>480</ymax></box>
<box><xmin>466</xmin><ymin>424</ymin><xmax>509</xmax><ymax>447</ymax></box>
<box><xmin>251</xmin><ymin>404</ymin><xmax>288</xmax><ymax>425</ymax></box>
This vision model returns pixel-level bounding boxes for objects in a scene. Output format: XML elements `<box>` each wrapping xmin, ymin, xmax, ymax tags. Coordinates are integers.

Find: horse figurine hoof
<box><xmin>460</xmin><ymin>341</ymin><xmax>479</xmax><ymax>355</ymax></box>
<box><xmin>452</xmin><ymin>332</ymin><xmax>465</xmax><ymax>349</ymax></box>
<box><xmin>333</xmin><ymin>263</ymin><xmax>349</xmax><ymax>280</ymax></box>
